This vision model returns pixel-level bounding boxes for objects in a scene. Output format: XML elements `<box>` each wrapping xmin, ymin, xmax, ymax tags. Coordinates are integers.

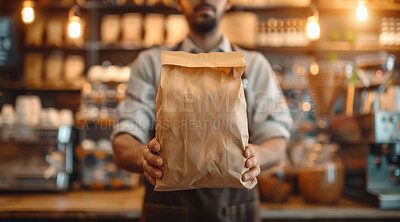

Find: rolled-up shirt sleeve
<box><xmin>245</xmin><ymin>52</ymin><xmax>293</xmax><ymax>145</ymax></box>
<box><xmin>110</xmin><ymin>50</ymin><xmax>159</xmax><ymax>144</ymax></box>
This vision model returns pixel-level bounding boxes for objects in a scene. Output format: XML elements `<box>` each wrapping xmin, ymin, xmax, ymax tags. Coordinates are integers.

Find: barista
<box><xmin>112</xmin><ymin>0</ymin><xmax>293</xmax><ymax>221</ymax></box>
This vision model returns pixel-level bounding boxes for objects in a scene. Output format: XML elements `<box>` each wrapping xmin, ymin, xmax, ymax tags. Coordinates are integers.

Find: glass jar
<box><xmin>298</xmin><ymin>143</ymin><xmax>345</xmax><ymax>204</ymax></box>
<box><xmin>258</xmin><ymin>157</ymin><xmax>295</xmax><ymax>203</ymax></box>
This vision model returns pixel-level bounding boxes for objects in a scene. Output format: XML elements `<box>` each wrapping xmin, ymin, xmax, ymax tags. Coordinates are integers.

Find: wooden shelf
<box><xmin>317</xmin><ymin>0</ymin><xmax>400</xmax><ymax>17</ymax></box>
<box><xmin>316</xmin><ymin>41</ymin><xmax>400</xmax><ymax>52</ymax></box>
<box><xmin>98</xmin><ymin>44</ymin><xmax>145</xmax><ymax>51</ymax></box>
<box><xmin>37</xmin><ymin>2</ymin><xmax>311</xmax><ymax>13</ymax></box>
<box><xmin>95</xmin><ymin>4</ymin><xmax>180</xmax><ymax>14</ymax></box>
<box><xmin>36</xmin><ymin>4</ymin><xmax>90</xmax><ymax>10</ymax></box>
<box><xmin>0</xmin><ymin>65</ymin><xmax>18</xmax><ymax>70</ymax></box>
<box><xmin>30</xmin><ymin>1</ymin><xmax>314</xmax><ymax>17</ymax></box>
<box><xmin>36</xmin><ymin>1</ymin><xmax>400</xmax><ymax>15</ymax></box>
<box><xmin>317</xmin><ymin>0</ymin><xmax>400</xmax><ymax>11</ymax></box>
<box><xmin>25</xmin><ymin>42</ymin><xmax>147</xmax><ymax>52</ymax></box>
<box><xmin>230</xmin><ymin>5</ymin><xmax>310</xmax><ymax>15</ymax></box>
<box><xmin>254</xmin><ymin>42</ymin><xmax>400</xmax><ymax>53</ymax></box>
<box><xmin>252</xmin><ymin>45</ymin><xmax>313</xmax><ymax>53</ymax></box>
<box><xmin>25</xmin><ymin>42</ymin><xmax>400</xmax><ymax>54</ymax></box>
<box><xmin>3</xmin><ymin>82</ymin><xmax>82</xmax><ymax>92</ymax></box>
<box><xmin>23</xmin><ymin>87</ymin><xmax>82</xmax><ymax>92</ymax></box>
<box><xmin>38</xmin><ymin>2</ymin><xmax>179</xmax><ymax>13</ymax></box>
<box><xmin>4</xmin><ymin>88</ymin><xmax>81</xmax><ymax>92</ymax></box>
<box><xmin>20</xmin><ymin>41</ymin><xmax>400</xmax><ymax>57</ymax></box>
<box><xmin>96</xmin><ymin>43</ymin><xmax>314</xmax><ymax>52</ymax></box>
<box><xmin>24</xmin><ymin>46</ymin><xmax>88</xmax><ymax>52</ymax></box>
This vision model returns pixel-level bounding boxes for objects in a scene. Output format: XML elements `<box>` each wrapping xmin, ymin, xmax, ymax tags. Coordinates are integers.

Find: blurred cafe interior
<box><xmin>1</xmin><ymin>0</ymin><xmax>400</xmax><ymax>221</ymax></box>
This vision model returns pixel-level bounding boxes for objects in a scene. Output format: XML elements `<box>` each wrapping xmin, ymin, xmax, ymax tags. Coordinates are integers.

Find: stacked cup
<box><xmin>15</xmin><ymin>95</ymin><xmax>42</xmax><ymax>126</ymax></box>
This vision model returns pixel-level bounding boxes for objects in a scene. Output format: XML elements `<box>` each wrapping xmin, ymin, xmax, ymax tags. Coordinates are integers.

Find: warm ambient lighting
<box><xmin>117</xmin><ymin>84</ymin><xmax>126</xmax><ymax>93</ymax></box>
<box><xmin>21</xmin><ymin>1</ymin><xmax>35</xmax><ymax>24</ymax></box>
<box><xmin>83</xmin><ymin>82</ymin><xmax>91</xmax><ymax>93</ymax></box>
<box><xmin>68</xmin><ymin>16</ymin><xmax>82</xmax><ymax>38</ymax></box>
<box><xmin>356</xmin><ymin>1</ymin><xmax>368</xmax><ymax>22</ymax></box>
<box><xmin>306</xmin><ymin>16</ymin><xmax>320</xmax><ymax>40</ymax></box>
<box><xmin>302</xmin><ymin>102</ymin><xmax>312</xmax><ymax>112</ymax></box>
<box><xmin>376</xmin><ymin>70</ymin><xmax>383</xmax><ymax>78</ymax></box>
<box><xmin>68</xmin><ymin>6</ymin><xmax>82</xmax><ymax>39</ymax></box>
<box><xmin>310</xmin><ymin>62</ymin><xmax>319</xmax><ymax>75</ymax></box>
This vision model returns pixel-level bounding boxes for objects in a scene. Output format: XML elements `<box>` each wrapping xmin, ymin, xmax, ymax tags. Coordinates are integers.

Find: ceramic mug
<box><xmin>385</xmin><ymin>86</ymin><xmax>400</xmax><ymax>112</ymax></box>
<box><xmin>59</xmin><ymin>109</ymin><xmax>74</xmax><ymax>126</ymax></box>
<box><xmin>15</xmin><ymin>96</ymin><xmax>30</xmax><ymax>125</ymax></box>
<box><xmin>1</xmin><ymin>104</ymin><xmax>16</xmax><ymax>125</ymax></box>
<box><xmin>47</xmin><ymin>108</ymin><xmax>60</xmax><ymax>127</ymax></box>
<box><xmin>29</xmin><ymin>95</ymin><xmax>42</xmax><ymax>125</ymax></box>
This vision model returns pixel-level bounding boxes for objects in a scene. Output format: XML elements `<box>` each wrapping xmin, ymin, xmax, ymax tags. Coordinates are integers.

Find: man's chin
<box><xmin>192</xmin><ymin>20</ymin><xmax>217</xmax><ymax>34</ymax></box>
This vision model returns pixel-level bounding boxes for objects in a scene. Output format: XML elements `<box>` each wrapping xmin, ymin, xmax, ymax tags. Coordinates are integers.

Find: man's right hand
<box><xmin>143</xmin><ymin>138</ymin><xmax>163</xmax><ymax>186</ymax></box>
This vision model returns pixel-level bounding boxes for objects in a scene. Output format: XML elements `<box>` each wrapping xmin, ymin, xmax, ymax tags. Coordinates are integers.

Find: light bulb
<box><xmin>356</xmin><ymin>2</ymin><xmax>368</xmax><ymax>22</ymax></box>
<box><xmin>310</xmin><ymin>62</ymin><xmax>319</xmax><ymax>75</ymax></box>
<box><xmin>306</xmin><ymin>16</ymin><xmax>320</xmax><ymax>40</ymax></box>
<box><xmin>68</xmin><ymin>16</ymin><xmax>82</xmax><ymax>39</ymax></box>
<box><xmin>21</xmin><ymin>1</ymin><xmax>35</xmax><ymax>24</ymax></box>
<box><xmin>302</xmin><ymin>102</ymin><xmax>311</xmax><ymax>112</ymax></box>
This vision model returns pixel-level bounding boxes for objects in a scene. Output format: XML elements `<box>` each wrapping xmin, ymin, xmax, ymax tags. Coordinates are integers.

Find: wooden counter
<box><xmin>1</xmin><ymin>187</ymin><xmax>400</xmax><ymax>221</ymax></box>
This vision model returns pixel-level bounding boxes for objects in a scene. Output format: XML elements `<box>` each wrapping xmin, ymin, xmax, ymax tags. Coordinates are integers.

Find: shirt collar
<box><xmin>181</xmin><ymin>34</ymin><xmax>233</xmax><ymax>53</ymax></box>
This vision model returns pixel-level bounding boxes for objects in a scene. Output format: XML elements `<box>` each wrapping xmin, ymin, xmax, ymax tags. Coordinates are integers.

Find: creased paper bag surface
<box><xmin>155</xmin><ymin>51</ymin><xmax>254</xmax><ymax>191</ymax></box>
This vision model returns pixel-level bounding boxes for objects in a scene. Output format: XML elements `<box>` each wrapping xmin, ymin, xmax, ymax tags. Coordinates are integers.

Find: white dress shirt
<box><xmin>111</xmin><ymin>35</ymin><xmax>293</xmax><ymax>145</ymax></box>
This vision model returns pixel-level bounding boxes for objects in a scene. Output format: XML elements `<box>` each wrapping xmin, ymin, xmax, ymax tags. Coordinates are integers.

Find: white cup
<box><xmin>81</xmin><ymin>139</ymin><xmax>96</xmax><ymax>151</ymax></box>
<box><xmin>29</xmin><ymin>95</ymin><xmax>42</xmax><ymax>126</ymax></box>
<box><xmin>105</xmin><ymin>65</ymin><xmax>121</xmax><ymax>82</ymax></box>
<box><xmin>40</xmin><ymin>109</ymin><xmax>50</xmax><ymax>127</ymax></box>
<box><xmin>47</xmin><ymin>108</ymin><xmax>60</xmax><ymax>127</ymax></box>
<box><xmin>385</xmin><ymin>86</ymin><xmax>400</xmax><ymax>111</ymax></box>
<box><xmin>88</xmin><ymin>65</ymin><xmax>103</xmax><ymax>82</ymax></box>
<box><xmin>59</xmin><ymin>109</ymin><xmax>74</xmax><ymax>126</ymax></box>
<box><xmin>40</xmin><ymin>108</ymin><xmax>60</xmax><ymax>127</ymax></box>
<box><xmin>97</xmin><ymin>139</ymin><xmax>112</xmax><ymax>152</ymax></box>
<box><xmin>15</xmin><ymin>96</ymin><xmax>30</xmax><ymax>125</ymax></box>
<box><xmin>1</xmin><ymin>104</ymin><xmax>16</xmax><ymax>125</ymax></box>
<box><xmin>15</xmin><ymin>95</ymin><xmax>42</xmax><ymax>126</ymax></box>
<box><xmin>116</xmin><ymin>66</ymin><xmax>131</xmax><ymax>82</ymax></box>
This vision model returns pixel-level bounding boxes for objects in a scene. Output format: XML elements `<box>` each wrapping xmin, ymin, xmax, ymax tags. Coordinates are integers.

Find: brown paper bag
<box><xmin>155</xmin><ymin>51</ymin><xmax>254</xmax><ymax>191</ymax></box>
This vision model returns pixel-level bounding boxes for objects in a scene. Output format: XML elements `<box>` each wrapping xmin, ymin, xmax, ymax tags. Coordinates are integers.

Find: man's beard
<box><xmin>191</xmin><ymin>18</ymin><xmax>217</xmax><ymax>34</ymax></box>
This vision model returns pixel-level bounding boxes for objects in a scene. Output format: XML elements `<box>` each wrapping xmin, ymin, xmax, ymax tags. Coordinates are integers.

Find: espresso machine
<box><xmin>330</xmin><ymin>52</ymin><xmax>400</xmax><ymax>209</ymax></box>
<box><xmin>331</xmin><ymin>112</ymin><xmax>400</xmax><ymax>209</ymax></box>
<box><xmin>0</xmin><ymin>125</ymin><xmax>73</xmax><ymax>191</ymax></box>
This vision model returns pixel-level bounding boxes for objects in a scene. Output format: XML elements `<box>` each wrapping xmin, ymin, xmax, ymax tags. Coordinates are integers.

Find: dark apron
<box><xmin>141</xmin><ymin>180</ymin><xmax>260</xmax><ymax>222</ymax></box>
<box><xmin>140</xmin><ymin>42</ymin><xmax>260</xmax><ymax>222</ymax></box>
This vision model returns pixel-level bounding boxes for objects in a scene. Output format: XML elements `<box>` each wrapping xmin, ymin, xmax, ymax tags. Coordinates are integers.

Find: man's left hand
<box><xmin>242</xmin><ymin>144</ymin><xmax>260</xmax><ymax>186</ymax></box>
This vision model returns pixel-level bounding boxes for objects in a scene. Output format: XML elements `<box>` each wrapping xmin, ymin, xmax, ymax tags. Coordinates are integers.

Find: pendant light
<box><xmin>21</xmin><ymin>0</ymin><xmax>36</xmax><ymax>24</ymax></box>
<box><xmin>68</xmin><ymin>5</ymin><xmax>82</xmax><ymax>39</ymax></box>
<box><xmin>306</xmin><ymin>5</ymin><xmax>321</xmax><ymax>41</ymax></box>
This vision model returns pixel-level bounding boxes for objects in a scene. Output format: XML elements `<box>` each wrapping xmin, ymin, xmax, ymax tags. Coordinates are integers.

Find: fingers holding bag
<box><xmin>143</xmin><ymin>138</ymin><xmax>163</xmax><ymax>186</ymax></box>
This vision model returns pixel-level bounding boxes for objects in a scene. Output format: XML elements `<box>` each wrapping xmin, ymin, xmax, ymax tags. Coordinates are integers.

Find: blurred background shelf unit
<box><xmin>1</xmin><ymin>0</ymin><xmax>400</xmax><ymax>117</ymax></box>
<box><xmin>1</xmin><ymin>0</ymin><xmax>400</xmax><ymax>201</ymax></box>
<box><xmin>0</xmin><ymin>1</ymin><xmax>307</xmax><ymax>109</ymax></box>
